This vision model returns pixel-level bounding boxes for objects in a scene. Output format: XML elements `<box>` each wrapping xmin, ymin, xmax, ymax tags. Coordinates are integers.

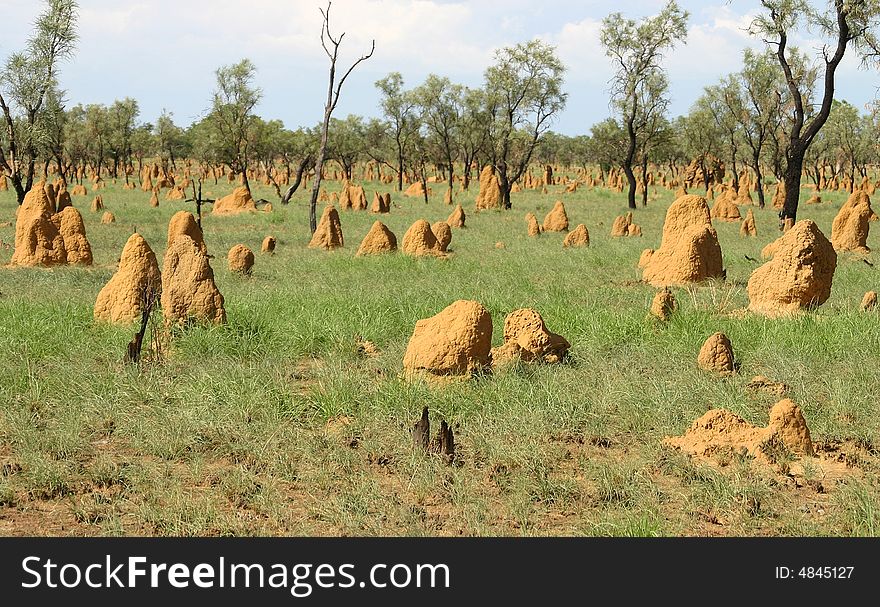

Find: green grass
<box><xmin>0</xmin><ymin>172</ymin><xmax>879</xmax><ymax>536</ymax></box>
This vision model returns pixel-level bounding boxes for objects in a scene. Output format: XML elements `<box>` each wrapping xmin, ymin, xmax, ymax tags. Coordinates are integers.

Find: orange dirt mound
<box><xmin>101</xmin><ymin>212</ymin><xmax>115</xmax><ymax>224</ymax></box>
<box><xmin>349</xmin><ymin>184</ymin><xmax>367</xmax><ymax>210</ymax></box>
<box><xmin>71</xmin><ymin>184</ymin><xmax>87</xmax><ymax>196</ymax></box>
<box><xmin>860</xmin><ymin>290</ymin><xmax>877</xmax><ymax>311</ymax></box>
<box><xmin>402</xmin><ymin>300</ymin><xmax>493</xmax><ymax>378</ymax></box>
<box><xmin>740</xmin><ymin>208</ymin><xmax>757</xmax><ymax>237</ymax></box>
<box><xmin>610</xmin><ymin>214</ymin><xmax>630</xmax><ymax>237</ymax></box>
<box><xmin>710</xmin><ymin>190</ymin><xmax>742</xmax><ymax>222</ymax></box>
<box><xmin>227</xmin><ymin>244</ymin><xmax>255</xmax><ymax>275</ymax></box>
<box><xmin>650</xmin><ymin>287</ymin><xmax>676</xmax><ymax>321</ymax></box>
<box><xmin>10</xmin><ymin>185</ymin><xmax>66</xmax><ymax>267</ymax></box>
<box><xmin>525</xmin><ymin>212</ymin><xmax>542</xmax><ymax>237</ymax></box>
<box><xmin>563</xmin><ymin>224</ymin><xmax>589</xmax><ymax>247</ymax></box>
<box><xmin>161</xmin><ymin>235</ymin><xmax>226</xmax><ymax>326</ymax></box>
<box><xmin>641</xmin><ymin>195</ymin><xmax>724</xmax><ymax>287</ymax></box>
<box><xmin>50</xmin><ymin>206</ymin><xmax>92</xmax><ymax>265</ymax></box>
<box><xmin>356</xmin><ymin>221</ymin><xmax>397</xmax><ymax>256</ymax></box>
<box><xmin>371</xmin><ymin>191</ymin><xmax>390</xmax><ymax>213</ymax></box>
<box><xmin>90</xmin><ymin>195</ymin><xmax>104</xmax><ymax>212</ymax></box>
<box><xmin>432</xmin><ymin>221</ymin><xmax>452</xmax><ymax>252</ymax></box>
<box><xmin>490</xmin><ymin>308</ymin><xmax>570</xmax><ymax>368</ymax></box>
<box><xmin>149</xmin><ymin>189</ymin><xmax>159</xmax><ymax>207</ymax></box>
<box><xmin>167</xmin><ymin>211</ymin><xmax>206</xmax><ymax>255</ymax></box>
<box><xmin>308</xmin><ymin>205</ymin><xmax>344</xmax><ymax>250</ymax></box>
<box><xmin>55</xmin><ymin>190</ymin><xmax>72</xmax><ymax>212</ymax></box>
<box><xmin>401</xmin><ymin>220</ymin><xmax>442</xmax><ymax>256</ymax></box>
<box><xmin>474</xmin><ymin>165</ymin><xmax>501</xmax><ymax>210</ymax></box>
<box><xmin>94</xmin><ymin>233</ymin><xmax>162</xmax><ymax>324</ymax></box>
<box><xmin>261</xmin><ymin>236</ymin><xmax>277</xmax><ymax>254</ymax></box>
<box><xmin>166</xmin><ymin>186</ymin><xmax>186</xmax><ymax>201</ymax></box>
<box><xmin>404</xmin><ymin>181</ymin><xmax>431</xmax><ymax>198</ymax></box>
<box><xmin>213</xmin><ymin>187</ymin><xmax>256</xmax><ymax>215</ymax></box>
<box><xmin>830</xmin><ymin>190</ymin><xmax>878</xmax><ymax>254</ymax></box>
<box><xmin>697</xmin><ymin>332</ymin><xmax>735</xmax><ymax>374</ymax></box>
<box><xmin>447</xmin><ymin>204</ymin><xmax>466</xmax><ymax>228</ymax></box>
<box><xmin>663</xmin><ymin>399</ymin><xmax>813</xmax><ymax>463</ymax></box>
<box><xmin>747</xmin><ymin>220</ymin><xmax>836</xmax><ymax>316</ymax></box>
<box><xmin>542</xmin><ymin>201</ymin><xmax>569</xmax><ymax>232</ymax></box>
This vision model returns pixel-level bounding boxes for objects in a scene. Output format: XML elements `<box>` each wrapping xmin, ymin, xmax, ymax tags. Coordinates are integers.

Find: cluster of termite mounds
<box><xmin>401</xmin><ymin>300</ymin><xmax>570</xmax><ymax>381</ymax></box>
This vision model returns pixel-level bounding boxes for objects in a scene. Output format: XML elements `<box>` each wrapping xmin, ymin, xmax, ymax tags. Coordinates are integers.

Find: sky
<box><xmin>0</xmin><ymin>0</ymin><xmax>878</xmax><ymax>136</ymax></box>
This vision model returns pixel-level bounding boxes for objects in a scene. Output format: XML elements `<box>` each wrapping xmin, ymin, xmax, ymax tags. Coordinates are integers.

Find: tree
<box><xmin>458</xmin><ymin>87</ymin><xmax>490</xmax><ymax>190</ymax></box>
<box><xmin>0</xmin><ymin>0</ymin><xmax>78</xmax><ymax>203</ymax></box>
<box><xmin>601</xmin><ymin>0</ymin><xmax>688</xmax><ymax>209</ymax></box>
<box><xmin>413</xmin><ymin>75</ymin><xmax>464</xmax><ymax>197</ymax></box>
<box><xmin>375</xmin><ymin>72</ymin><xmax>418</xmax><ymax>192</ymax></box>
<box><xmin>106</xmin><ymin>97</ymin><xmax>139</xmax><ymax>182</ymax></box>
<box><xmin>154</xmin><ymin>110</ymin><xmax>187</xmax><ymax>172</ymax></box>
<box><xmin>307</xmin><ymin>1</ymin><xmax>374</xmax><ymax>233</ymax></box>
<box><xmin>208</xmin><ymin>58</ymin><xmax>262</xmax><ymax>192</ymax></box>
<box><xmin>750</xmin><ymin>0</ymin><xmax>880</xmax><ymax>223</ymax></box>
<box><xmin>484</xmin><ymin>40</ymin><xmax>567</xmax><ymax>209</ymax></box>
<box><xmin>326</xmin><ymin>114</ymin><xmax>366</xmax><ymax>180</ymax></box>
<box><xmin>587</xmin><ymin>118</ymin><xmax>628</xmax><ymax>172</ymax></box>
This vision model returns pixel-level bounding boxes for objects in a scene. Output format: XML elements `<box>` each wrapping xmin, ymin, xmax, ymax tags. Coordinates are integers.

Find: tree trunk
<box><xmin>640</xmin><ymin>155</ymin><xmax>649</xmax><ymax>207</ymax></box>
<box><xmin>781</xmin><ymin>152</ymin><xmax>804</xmax><ymax>224</ymax></box>
<box><xmin>282</xmin><ymin>156</ymin><xmax>312</xmax><ymax>204</ymax></box>
<box><xmin>624</xmin><ymin>109</ymin><xmax>637</xmax><ymax>209</ymax></box>
<box><xmin>309</xmin><ymin>106</ymin><xmax>333</xmax><ymax>234</ymax></box>
<box><xmin>753</xmin><ymin>151</ymin><xmax>765</xmax><ymax>209</ymax></box>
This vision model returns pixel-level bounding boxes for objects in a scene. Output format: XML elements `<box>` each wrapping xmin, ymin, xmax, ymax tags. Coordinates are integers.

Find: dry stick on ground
<box><xmin>125</xmin><ymin>286</ymin><xmax>159</xmax><ymax>365</ymax></box>
<box><xmin>307</xmin><ymin>1</ymin><xmax>375</xmax><ymax>233</ymax></box>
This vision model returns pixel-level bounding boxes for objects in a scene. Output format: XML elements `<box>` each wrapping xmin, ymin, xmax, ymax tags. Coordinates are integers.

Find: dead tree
<box><xmin>186</xmin><ymin>178</ymin><xmax>214</xmax><ymax>228</ymax></box>
<box><xmin>307</xmin><ymin>1</ymin><xmax>374</xmax><ymax>233</ymax></box>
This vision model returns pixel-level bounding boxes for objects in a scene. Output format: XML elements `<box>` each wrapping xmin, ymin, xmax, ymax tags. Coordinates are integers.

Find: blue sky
<box><xmin>0</xmin><ymin>0</ymin><xmax>877</xmax><ymax>135</ymax></box>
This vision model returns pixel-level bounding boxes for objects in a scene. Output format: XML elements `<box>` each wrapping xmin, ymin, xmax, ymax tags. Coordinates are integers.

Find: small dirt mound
<box><xmin>697</xmin><ymin>332</ymin><xmax>735</xmax><ymax>374</ymax></box>
<box><xmin>166</xmin><ymin>185</ymin><xmax>186</xmax><ymax>201</ymax></box>
<box><xmin>830</xmin><ymin>190</ymin><xmax>877</xmax><ymax>254</ymax></box>
<box><xmin>167</xmin><ymin>211</ymin><xmax>206</xmax><ymax>254</ymax></box>
<box><xmin>404</xmin><ymin>181</ymin><xmax>431</xmax><ymax>198</ymax></box>
<box><xmin>371</xmin><ymin>191</ymin><xmax>390</xmax><ymax>213</ymax></box>
<box><xmin>747</xmin><ymin>220</ymin><xmax>836</xmax><ymax>316</ymax></box>
<box><xmin>308</xmin><ymin>205</ymin><xmax>344</xmax><ymax>250</ymax></box>
<box><xmin>806</xmin><ymin>194</ymin><xmax>822</xmax><ymax>205</ymax></box>
<box><xmin>444</xmin><ymin>189</ymin><xmax>453</xmax><ymax>205</ymax></box>
<box><xmin>432</xmin><ymin>221</ymin><xmax>452</xmax><ymax>252</ymax></box>
<box><xmin>447</xmin><ymin>204</ymin><xmax>466</xmax><ymax>228</ymax></box>
<box><xmin>491</xmin><ymin>308</ymin><xmax>570</xmax><ymax>368</ymax></box>
<box><xmin>90</xmin><ymin>195</ymin><xmax>104</xmax><ymax>213</ymax></box>
<box><xmin>213</xmin><ymin>186</ymin><xmax>256</xmax><ymax>215</ymax></box>
<box><xmin>227</xmin><ymin>244</ymin><xmax>255</xmax><ymax>275</ymax></box>
<box><xmin>861</xmin><ymin>290</ymin><xmax>877</xmax><ymax>311</ymax></box>
<box><xmin>475</xmin><ymin>165</ymin><xmax>501</xmax><ymax>210</ymax></box>
<box><xmin>710</xmin><ymin>190</ymin><xmax>742</xmax><ymax>222</ymax></box>
<box><xmin>261</xmin><ymin>236</ymin><xmax>277</xmax><ymax>254</ymax></box>
<box><xmin>162</xmin><ymin>235</ymin><xmax>226</xmax><ymax>325</ymax></box>
<box><xmin>525</xmin><ymin>212</ymin><xmax>542</xmax><ymax>237</ymax></box>
<box><xmin>350</xmin><ymin>184</ymin><xmax>367</xmax><ymax>210</ymax></box>
<box><xmin>401</xmin><ymin>220</ymin><xmax>442</xmax><ymax>256</ymax></box>
<box><xmin>403</xmin><ymin>300</ymin><xmax>493</xmax><ymax>378</ymax></box>
<box><xmin>611</xmin><ymin>212</ymin><xmax>632</xmax><ymax>237</ymax></box>
<box><xmin>356</xmin><ymin>221</ymin><xmax>397</xmax><ymax>256</ymax></box>
<box><xmin>563</xmin><ymin>224</ymin><xmax>589</xmax><ymax>247</ymax></box>
<box><xmin>71</xmin><ymin>184</ymin><xmax>87</xmax><ymax>196</ymax></box>
<box><xmin>94</xmin><ymin>233</ymin><xmax>162</xmax><ymax>324</ymax></box>
<box><xmin>50</xmin><ymin>206</ymin><xmax>93</xmax><ymax>265</ymax></box>
<box><xmin>740</xmin><ymin>208</ymin><xmax>757</xmax><ymax>237</ymax></box>
<box><xmin>641</xmin><ymin>195</ymin><xmax>724</xmax><ymax>287</ymax></box>
<box><xmin>149</xmin><ymin>189</ymin><xmax>159</xmax><ymax>207</ymax></box>
<box><xmin>747</xmin><ymin>376</ymin><xmax>789</xmax><ymax>396</ymax></box>
<box><xmin>543</xmin><ymin>201</ymin><xmax>569</xmax><ymax>232</ymax></box>
<box><xmin>664</xmin><ymin>399</ymin><xmax>813</xmax><ymax>463</ymax></box>
<box><xmin>11</xmin><ymin>185</ymin><xmax>66</xmax><ymax>267</ymax></box>
<box><xmin>627</xmin><ymin>223</ymin><xmax>642</xmax><ymax>236</ymax></box>
<box><xmin>650</xmin><ymin>287</ymin><xmax>676</xmax><ymax>321</ymax></box>
<box><xmin>101</xmin><ymin>212</ymin><xmax>115</xmax><ymax>224</ymax></box>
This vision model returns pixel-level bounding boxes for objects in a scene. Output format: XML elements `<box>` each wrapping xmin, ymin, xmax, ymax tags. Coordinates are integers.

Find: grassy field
<box><xmin>1</xmin><ymin>173</ymin><xmax>878</xmax><ymax>537</ymax></box>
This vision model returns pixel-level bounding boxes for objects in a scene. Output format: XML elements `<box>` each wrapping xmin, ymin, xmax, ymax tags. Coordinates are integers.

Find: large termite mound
<box><xmin>50</xmin><ymin>206</ymin><xmax>93</xmax><ymax>265</ymax></box>
<box><xmin>447</xmin><ymin>204</ymin><xmax>466</xmax><ymax>228</ymax></box>
<box><xmin>563</xmin><ymin>224</ymin><xmax>589</xmax><ymax>248</ymax></box>
<box><xmin>308</xmin><ymin>205</ymin><xmax>344</xmax><ymax>250</ymax></box>
<box><xmin>227</xmin><ymin>244</ymin><xmax>255</xmax><ymax>275</ymax></box>
<box><xmin>475</xmin><ymin>165</ymin><xmax>501</xmax><ymax>210</ymax></box>
<box><xmin>697</xmin><ymin>332</ymin><xmax>735</xmax><ymax>374</ymax></box>
<box><xmin>641</xmin><ymin>195</ymin><xmax>724</xmax><ymax>287</ymax></box>
<box><xmin>491</xmin><ymin>308</ymin><xmax>570</xmax><ymax>368</ymax></box>
<box><xmin>356</xmin><ymin>221</ymin><xmax>397</xmax><ymax>256</ymax></box>
<box><xmin>213</xmin><ymin>187</ymin><xmax>256</xmax><ymax>216</ymax></box>
<box><xmin>747</xmin><ymin>220</ymin><xmax>836</xmax><ymax>316</ymax></box>
<box><xmin>10</xmin><ymin>184</ymin><xmax>67</xmax><ymax>267</ymax></box>
<box><xmin>401</xmin><ymin>219</ymin><xmax>442</xmax><ymax>256</ymax></box>
<box><xmin>663</xmin><ymin>399</ymin><xmax>813</xmax><ymax>463</ymax></box>
<box><xmin>542</xmin><ymin>201</ymin><xmax>569</xmax><ymax>232</ymax></box>
<box><xmin>830</xmin><ymin>190</ymin><xmax>878</xmax><ymax>254</ymax></box>
<box><xmin>403</xmin><ymin>300</ymin><xmax>493</xmax><ymax>378</ymax></box>
<box><xmin>161</xmin><ymin>235</ymin><xmax>226</xmax><ymax>325</ymax></box>
<box><xmin>167</xmin><ymin>211</ymin><xmax>207</xmax><ymax>254</ymax></box>
<box><xmin>94</xmin><ymin>233</ymin><xmax>162</xmax><ymax>324</ymax></box>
